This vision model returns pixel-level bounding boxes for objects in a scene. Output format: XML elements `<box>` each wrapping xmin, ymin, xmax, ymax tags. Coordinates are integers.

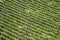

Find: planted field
<box><xmin>0</xmin><ymin>0</ymin><xmax>60</xmax><ymax>40</ymax></box>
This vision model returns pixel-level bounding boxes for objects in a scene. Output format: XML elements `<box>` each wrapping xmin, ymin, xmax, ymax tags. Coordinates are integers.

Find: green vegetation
<box><xmin>0</xmin><ymin>0</ymin><xmax>60</xmax><ymax>40</ymax></box>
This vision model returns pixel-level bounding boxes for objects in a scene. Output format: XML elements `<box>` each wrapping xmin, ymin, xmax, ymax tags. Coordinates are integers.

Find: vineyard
<box><xmin>0</xmin><ymin>0</ymin><xmax>60</xmax><ymax>40</ymax></box>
